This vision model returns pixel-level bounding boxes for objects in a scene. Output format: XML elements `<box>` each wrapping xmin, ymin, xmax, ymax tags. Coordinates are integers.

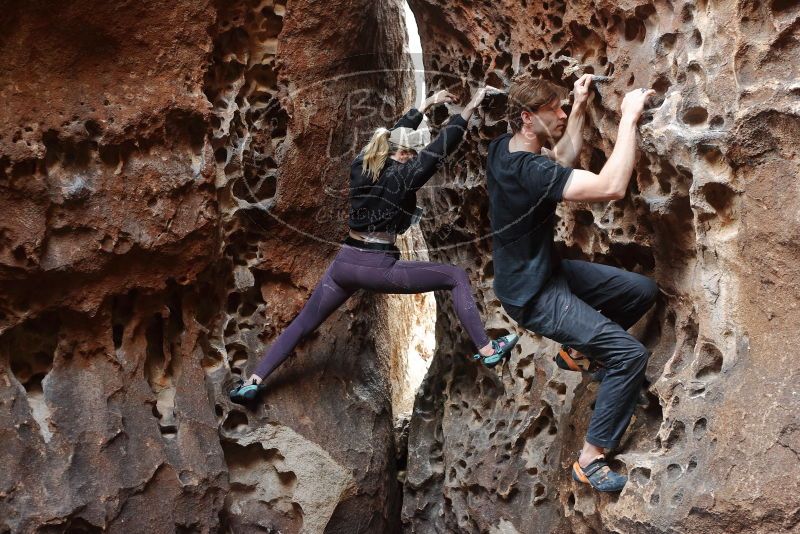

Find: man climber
<box><xmin>486</xmin><ymin>73</ymin><xmax>658</xmax><ymax>492</ymax></box>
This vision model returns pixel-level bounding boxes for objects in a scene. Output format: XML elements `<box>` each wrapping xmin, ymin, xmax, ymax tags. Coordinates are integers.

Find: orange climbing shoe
<box><xmin>572</xmin><ymin>456</ymin><xmax>627</xmax><ymax>492</ymax></box>
<box><xmin>554</xmin><ymin>345</ymin><xmax>606</xmax><ymax>378</ymax></box>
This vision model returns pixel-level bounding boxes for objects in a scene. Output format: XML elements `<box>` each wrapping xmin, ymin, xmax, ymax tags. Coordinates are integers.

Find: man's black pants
<box><xmin>504</xmin><ymin>259</ymin><xmax>657</xmax><ymax>449</ymax></box>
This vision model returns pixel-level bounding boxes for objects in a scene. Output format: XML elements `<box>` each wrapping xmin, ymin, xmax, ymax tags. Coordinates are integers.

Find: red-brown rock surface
<box><xmin>403</xmin><ymin>0</ymin><xmax>800</xmax><ymax>533</ymax></box>
<box><xmin>1</xmin><ymin>0</ymin><xmax>413</xmax><ymax>532</ymax></box>
<box><xmin>2</xmin><ymin>0</ymin><xmax>798</xmax><ymax>532</ymax></box>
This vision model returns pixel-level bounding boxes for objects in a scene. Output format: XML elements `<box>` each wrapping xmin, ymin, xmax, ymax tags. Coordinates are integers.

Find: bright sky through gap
<box><xmin>403</xmin><ymin>2</ymin><xmax>427</xmax><ymax>109</ymax></box>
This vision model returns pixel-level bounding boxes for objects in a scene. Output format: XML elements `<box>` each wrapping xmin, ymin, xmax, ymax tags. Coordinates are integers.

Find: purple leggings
<box><xmin>253</xmin><ymin>244</ymin><xmax>491</xmax><ymax>379</ymax></box>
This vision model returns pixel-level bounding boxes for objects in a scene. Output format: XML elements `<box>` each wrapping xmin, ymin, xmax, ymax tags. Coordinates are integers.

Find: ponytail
<box><xmin>361</xmin><ymin>127</ymin><xmax>391</xmax><ymax>182</ymax></box>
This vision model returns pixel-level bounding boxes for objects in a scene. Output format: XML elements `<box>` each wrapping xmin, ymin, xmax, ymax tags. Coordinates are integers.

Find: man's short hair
<box><xmin>506</xmin><ymin>73</ymin><xmax>569</xmax><ymax>133</ymax></box>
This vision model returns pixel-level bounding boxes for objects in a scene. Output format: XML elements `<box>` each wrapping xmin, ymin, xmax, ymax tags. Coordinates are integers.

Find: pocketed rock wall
<box><xmin>403</xmin><ymin>0</ymin><xmax>800</xmax><ymax>533</ymax></box>
<box><xmin>0</xmin><ymin>0</ymin><xmax>414</xmax><ymax>532</ymax></box>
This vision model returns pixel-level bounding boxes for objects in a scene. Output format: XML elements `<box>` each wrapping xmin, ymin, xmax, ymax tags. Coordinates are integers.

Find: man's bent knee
<box><xmin>628</xmin><ymin>345</ymin><xmax>650</xmax><ymax>372</ymax></box>
<box><xmin>638</xmin><ymin>277</ymin><xmax>658</xmax><ymax>307</ymax></box>
<box><xmin>607</xmin><ymin>340</ymin><xmax>649</xmax><ymax>372</ymax></box>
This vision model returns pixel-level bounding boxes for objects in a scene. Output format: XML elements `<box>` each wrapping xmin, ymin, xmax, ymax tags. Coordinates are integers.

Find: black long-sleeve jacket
<box><xmin>348</xmin><ymin>108</ymin><xmax>468</xmax><ymax>234</ymax></box>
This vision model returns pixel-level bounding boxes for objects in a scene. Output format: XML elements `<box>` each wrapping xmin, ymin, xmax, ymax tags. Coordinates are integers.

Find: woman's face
<box><xmin>393</xmin><ymin>148</ymin><xmax>417</xmax><ymax>163</ymax></box>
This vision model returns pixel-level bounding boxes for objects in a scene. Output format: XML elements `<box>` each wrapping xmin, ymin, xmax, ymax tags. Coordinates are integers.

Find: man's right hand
<box><xmin>562</xmin><ymin>87</ymin><xmax>654</xmax><ymax>203</ymax></box>
<box><xmin>620</xmin><ymin>88</ymin><xmax>656</xmax><ymax>121</ymax></box>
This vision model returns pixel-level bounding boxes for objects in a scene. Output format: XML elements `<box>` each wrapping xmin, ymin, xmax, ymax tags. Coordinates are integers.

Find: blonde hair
<box><xmin>361</xmin><ymin>127</ymin><xmax>392</xmax><ymax>182</ymax></box>
<box><xmin>506</xmin><ymin>73</ymin><xmax>569</xmax><ymax>133</ymax></box>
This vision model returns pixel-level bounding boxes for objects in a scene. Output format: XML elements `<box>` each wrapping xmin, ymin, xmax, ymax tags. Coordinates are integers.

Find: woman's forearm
<box><xmin>460</xmin><ymin>104</ymin><xmax>476</xmax><ymax>121</ymax></box>
<box><xmin>402</xmin><ymin>114</ymin><xmax>468</xmax><ymax>192</ymax></box>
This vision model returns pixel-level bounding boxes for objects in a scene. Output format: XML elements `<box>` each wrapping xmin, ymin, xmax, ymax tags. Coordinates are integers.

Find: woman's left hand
<box><xmin>460</xmin><ymin>86</ymin><xmax>503</xmax><ymax>120</ymax></box>
<box><xmin>466</xmin><ymin>85</ymin><xmax>502</xmax><ymax>110</ymax></box>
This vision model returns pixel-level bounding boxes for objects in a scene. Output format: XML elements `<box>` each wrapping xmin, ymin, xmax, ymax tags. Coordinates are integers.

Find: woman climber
<box><xmin>229</xmin><ymin>87</ymin><xmax>519</xmax><ymax>405</ymax></box>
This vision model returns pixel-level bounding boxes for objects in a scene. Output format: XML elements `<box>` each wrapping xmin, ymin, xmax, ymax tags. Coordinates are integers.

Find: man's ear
<box><xmin>520</xmin><ymin>110</ymin><xmax>533</xmax><ymax>127</ymax></box>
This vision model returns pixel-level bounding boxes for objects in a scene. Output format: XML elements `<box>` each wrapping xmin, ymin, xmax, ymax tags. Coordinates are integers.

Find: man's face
<box><xmin>524</xmin><ymin>97</ymin><xmax>569</xmax><ymax>140</ymax></box>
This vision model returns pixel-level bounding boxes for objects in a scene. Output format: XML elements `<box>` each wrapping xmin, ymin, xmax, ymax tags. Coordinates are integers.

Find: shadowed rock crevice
<box><xmin>4</xmin><ymin>314</ymin><xmax>59</xmax><ymax>444</ymax></box>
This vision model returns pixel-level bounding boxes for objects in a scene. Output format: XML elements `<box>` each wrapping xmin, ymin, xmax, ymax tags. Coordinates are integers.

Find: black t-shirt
<box><xmin>349</xmin><ymin>109</ymin><xmax>468</xmax><ymax>234</ymax></box>
<box><xmin>486</xmin><ymin>133</ymin><xmax>573</xmax><ymax>306</ymax></box>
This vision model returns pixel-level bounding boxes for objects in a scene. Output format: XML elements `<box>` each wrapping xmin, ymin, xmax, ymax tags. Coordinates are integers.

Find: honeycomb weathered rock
<box><xmin>402</xmin><ymin>0</ymin><xmax>800</xmax><ymax>532</ymax></box>
<box><xmin>2</xmin><ymin>0</ymin><xmax>798</xmax><ymax>532</ymax></box>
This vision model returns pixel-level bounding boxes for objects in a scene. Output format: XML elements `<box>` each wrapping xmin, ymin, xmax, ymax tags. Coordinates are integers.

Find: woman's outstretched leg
<box><xmin>251</xmin><ymin>266</ymin><xmax>355</xmax><ymax>381</ymax></box>
<box><xmin>382</xmin><ymin>260</ymin><xmax>491</xmax><ymax>349</ymax></box>
<box><xmin>363</xmin><ymin>258</ymin><xmax>517</xmax><ymax>364</ymax></box>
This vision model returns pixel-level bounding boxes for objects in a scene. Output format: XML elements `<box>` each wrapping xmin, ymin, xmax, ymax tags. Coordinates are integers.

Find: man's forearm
<box><xmin>553</xmin><ymin>102</ymin><xmax>586</xmax><ymax>166</ymax></box>
<box><xmin>598</xmin><ymin>115</ymin><xmax>638</xmax><ymax>197</ymax></box>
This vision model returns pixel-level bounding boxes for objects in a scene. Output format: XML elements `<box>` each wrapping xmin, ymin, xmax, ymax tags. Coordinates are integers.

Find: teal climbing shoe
<box><xmin>228</xmin><ymin>379</ymin><xmax>262</xmax><ymax>406</ymax></box>
<box><xmin>473</xmin><ymin>334</ymin><xmax>520</xmax><ymax>368</ymax></box>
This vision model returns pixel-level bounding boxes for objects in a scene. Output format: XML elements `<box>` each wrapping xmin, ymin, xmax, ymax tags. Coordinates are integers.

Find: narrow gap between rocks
<box><xmin>390</xmin><ymin>2</ymin><xmax>438</xmax><ymax>488</ymax></box>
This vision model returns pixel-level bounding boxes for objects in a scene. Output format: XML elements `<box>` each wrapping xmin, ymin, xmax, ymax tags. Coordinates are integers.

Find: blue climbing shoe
<box><xmin>228</xmin><ymin>379</ymin><xmax>262</xmax><ymax>406</ymax></box>
<box><xmin>572</xmin><ymin>456</ymin><xmax>627</xmax><ymax>492</ymax></box>
<box><xmin>473</xmin><ymin>334</ymin><xmax>519</xmax><ymax>368</ymax></box>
